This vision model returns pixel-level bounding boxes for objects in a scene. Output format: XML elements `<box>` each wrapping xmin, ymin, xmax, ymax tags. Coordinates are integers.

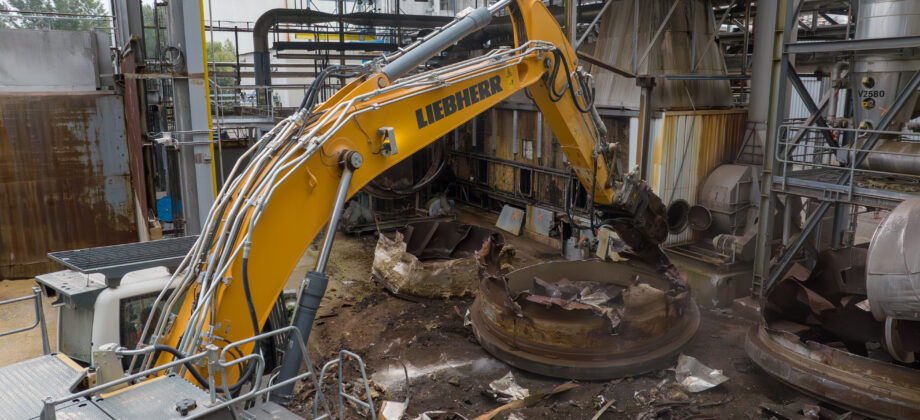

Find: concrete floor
<box><xmin>0</xmin><ymin>204</ymin><xmax>894</xmax><ymax>417</ymax></box>
<box><xmin>0</xmin><ymin>278</ymin><xmax>58</xmax><ymax>365</ymax></box>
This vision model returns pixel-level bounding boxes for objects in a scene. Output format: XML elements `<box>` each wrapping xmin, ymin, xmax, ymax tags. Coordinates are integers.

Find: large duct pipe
<box><xmin>867</xmin><ymin>197</ymin><xmax>920</xmax><ymax>322</ymax></box>
<box><xmin>251</xmin><ymin>4</ymin><xmax>609</xmax><ymax>87</ymax></box>
<box><xmin>861</xmin><ymin>139</ymin><xmax>920</xmax><ymax>174</ymax></box>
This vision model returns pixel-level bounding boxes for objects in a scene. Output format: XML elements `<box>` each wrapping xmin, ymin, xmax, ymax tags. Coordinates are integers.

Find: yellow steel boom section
<box><xmin>136</xmin><ymin>0</ymin><xmax>617</xmax><ymax>386</ymax></box>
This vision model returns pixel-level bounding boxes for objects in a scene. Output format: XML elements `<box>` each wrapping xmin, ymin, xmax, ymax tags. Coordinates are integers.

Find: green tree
<box><xmin>0</xmin><ymin>0</ymin><xmax>107</xmax><ymax>31</ymax></box>
<box><xmin>207</xmin><ymin>39</ymin><xmax>238</xmax><ymax>87</ymax></box>
<box><xmin>141</xmin><ymin>3</ymin><xmax>164</xmax><ymax>58</ymax></box>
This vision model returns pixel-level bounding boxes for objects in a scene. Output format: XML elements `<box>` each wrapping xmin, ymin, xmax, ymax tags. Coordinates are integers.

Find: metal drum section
<box><xmin>471</xmin><ymin>259</ymin><xmax>699</xmax><ymax>380</ymax></box>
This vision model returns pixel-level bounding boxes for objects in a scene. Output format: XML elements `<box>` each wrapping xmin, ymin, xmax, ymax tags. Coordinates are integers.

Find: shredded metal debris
<box><xmin>675</xmin><ymin>354</ymin><xmax>729</xmax><ymax>393</ymax></box>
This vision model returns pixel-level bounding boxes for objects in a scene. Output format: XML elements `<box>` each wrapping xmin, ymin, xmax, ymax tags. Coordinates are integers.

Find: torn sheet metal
<box><xmin>486</xmin><ymin>371</ymin><xmax>530</xmax><ymax>403</ymax></box>
<box><xmin>522</xmin><ymin>277</ymin><xmax>624</xmax><ymax>330</ymax></box>
<box><xmin>372</xmin><ymin>221</ymin><xmax>504</xmax><ymax>298</ymax></box>
<box><xmin>674</xmin><ymin>354</ymin><xmax>728</xmax><ymax>393</ymax></box>
<box><xmin>471</xmin><ymin>258</ymin><xmax>699</xmax><ymax>380</ymax></box>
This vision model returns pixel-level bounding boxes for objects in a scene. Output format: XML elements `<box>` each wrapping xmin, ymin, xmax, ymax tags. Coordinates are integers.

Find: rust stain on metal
<box><xmin>0</xmin><ymin>92</ymin><xmax>137</xmax><ymax>278</ymax></box>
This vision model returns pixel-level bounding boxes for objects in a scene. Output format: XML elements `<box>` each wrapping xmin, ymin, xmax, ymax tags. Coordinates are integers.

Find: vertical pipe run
<box><xmin>512</xmin><ymin>109</ymin><xmax>519</xmax><ymax>156</ymax></box>
<box><xmin>32</xmin><ymin>287</ymin><xmax>49</xmax><ymax>355</ymax></box>
<box><xmin>782</xmin><ymin>197</ymin><xmax>792</xmax><ymax>245</ymax></box>
<box><xmin>565</xmin><ymin>0</ymin><xmax>577</xmax><ymax>45</ymax></box>
<box><xmin>166</xmin><ymin>0</ymin><xmax>201</xmax><ymax>234</ymax></box>
<box><xmin>537</xmin><ymin>113</ymin><xmax>543</xmax><ymax>160</ymax></box>
<box><xmin>491</xmin><ymin>108</ymin><xmax>497</xmax><ymax>152</ymax></box>
<box><xmin>472</xmin><ymin>117</ymin><xmax>478</xmax><ymax>147</ymax></box>
<box><xmin>637</xmin><ymin>77</ymin><xmax>655</xmax><ymax>179</ymax></box>
<box><xmin>632</xmin><ymin>0</ymin><xmax>639</xmax><ymax>74</ymax></box>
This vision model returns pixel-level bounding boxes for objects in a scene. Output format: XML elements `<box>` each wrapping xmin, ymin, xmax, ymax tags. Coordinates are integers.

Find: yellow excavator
<box><xmin>0</xmin><ymin>0</ymin><xmax>670</xmax><ymax>417</ymax></box>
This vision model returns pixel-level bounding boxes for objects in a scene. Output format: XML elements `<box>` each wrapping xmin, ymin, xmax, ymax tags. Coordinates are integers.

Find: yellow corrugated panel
<box><xmin>647</xmin><ymin>110</ymin><xmax>747</xmax><ymax>246</ymax></box>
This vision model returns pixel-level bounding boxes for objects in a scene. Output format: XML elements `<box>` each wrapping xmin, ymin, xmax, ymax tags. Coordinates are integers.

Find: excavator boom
<box><xmin>133</xmin><ymin>0</ymin><xmax>654</xmax><ymax>402</ymax></box>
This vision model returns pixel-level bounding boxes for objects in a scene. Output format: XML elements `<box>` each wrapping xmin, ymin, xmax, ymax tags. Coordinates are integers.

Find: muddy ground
<box><xmin>286</xmin><ymin>209</ymin><xmax>857</xmax><ymax>420</ymax></box>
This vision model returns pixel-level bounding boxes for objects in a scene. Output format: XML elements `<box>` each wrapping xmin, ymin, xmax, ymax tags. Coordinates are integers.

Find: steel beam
<box><xmin>786</xmin><ymin>62</ymin><xmax>838</xmax><ymax>148</ymax></box>
<box><xmin>753</xmin><ymin>0</ymin><xmax>786</xmax><ymax>298</ymax></box>
<box><xmin>765</xmin><ymin>67</ymin><xmax>920</xmax><ymax>293</ymax></box>
<box><xmin>786</xmin><ymin>35</ymin><xmax>920</xmax><ymax>54</ymax></box>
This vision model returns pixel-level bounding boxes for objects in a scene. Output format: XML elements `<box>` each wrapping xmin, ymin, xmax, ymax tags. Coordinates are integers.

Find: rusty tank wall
<box><xmin>0</xmin><ymin>92</ymin><xmax>138</xmax><ymax>278</ymax></box>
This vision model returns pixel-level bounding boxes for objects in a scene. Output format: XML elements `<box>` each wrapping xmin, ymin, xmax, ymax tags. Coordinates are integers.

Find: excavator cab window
<box><xmin>118</xmin><ymin>289</ymin><xmax>178</xmax><ymax>370</ymax></box>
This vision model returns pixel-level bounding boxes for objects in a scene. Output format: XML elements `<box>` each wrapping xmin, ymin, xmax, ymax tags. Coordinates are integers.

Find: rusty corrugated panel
<box><xmin>648</xmin><ymin>110</ymin><xmax>747</xmax><ymax>246</ymax></box>
<box><xmin>0</xmin><ymin>92</ymin><xmax>138</xmax><ymax>278</ymax></box>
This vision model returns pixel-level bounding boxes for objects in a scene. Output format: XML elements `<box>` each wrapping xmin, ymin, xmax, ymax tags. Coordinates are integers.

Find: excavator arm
<box><xmin>134</xmin><ymin>0</ymin><xmax>664</xmax><ymax>400</ymax></box>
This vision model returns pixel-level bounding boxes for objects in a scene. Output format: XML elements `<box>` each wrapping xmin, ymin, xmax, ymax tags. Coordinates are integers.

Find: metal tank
<box><xmin>852</xmin><ymin>0</ymin><xmax>920</xmax><ymax>174</ymax></box>
<box><xmin>866</xmin><ymin>198</ymin><xmax>920</xmax><ymax>362</ymax></box>
<box><xmin>590</xmin><ymin>0</ymin><xmax>731</xmax><ymax>110</ymax></box>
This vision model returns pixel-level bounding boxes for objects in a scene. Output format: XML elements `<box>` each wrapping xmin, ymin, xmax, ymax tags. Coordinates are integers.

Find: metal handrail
<box><xmin>0</xmin><ymin>286</ymin><xmax>50</xmax><ymax>355</ymax></box>
<box><xmin>775</xmin><ymin>123</ymin><xmax>920</xmax><ymax>186</ymax></box>
<box><xmin>38</xmin><ymin>325</ymin><xmax>332</xmax><ymax>419</ymax></box>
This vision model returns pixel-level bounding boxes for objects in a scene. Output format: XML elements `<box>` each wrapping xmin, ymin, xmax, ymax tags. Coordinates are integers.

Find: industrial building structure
<box><xmin>0</xmin><ymin>0</ymin><xmax>918</xmax><ymax>419</ymax></box>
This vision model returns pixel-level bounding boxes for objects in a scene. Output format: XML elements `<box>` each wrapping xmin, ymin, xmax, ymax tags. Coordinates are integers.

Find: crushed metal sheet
<box><xmin>414</xmin><ymin>410</ymin><xmax>470</xmax><ymax>420</ymax></box>
<box><xmin>472</xmin><ymin>256</ymin><xmax>699</xmax><ymax>380</ymax></box>
<box><xmin>675</xmin><ymin>354</ymin><xmax>728</xmax><ymax>392</ymax></box>
<box><xmin>522</xmin><ymin>277</ymin><xmax>625</xmax><ymax>330</ymax></box>
<box><xmin>371</xmin><ymin>222</ymin><xmax>504</xmax><ymax>298</ymax></box>
<box><xmin>379</xmin><ymin>400</ymin><xmax>408</xmax><ymax>420</ymax></box>
<box><xmin>486</xmin><ymin>371</ymin><xmax>530</xmax><ymax>403</ymax></box>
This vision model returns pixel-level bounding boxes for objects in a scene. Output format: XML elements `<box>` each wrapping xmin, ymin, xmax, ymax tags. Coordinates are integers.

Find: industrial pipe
<box><xmin>828</xmin><ymin>61</ymin><xmax>849</xmax><ymax>122</ymax></box>
<box><xmin>860</xmin><ymin>139</ymin><xmax>920</xmax><ymax>175</ymax></box>
<box><xmin>381</xmin><ymin>7</ymin><xmax>493</xmax><ymax>81</ymax></box>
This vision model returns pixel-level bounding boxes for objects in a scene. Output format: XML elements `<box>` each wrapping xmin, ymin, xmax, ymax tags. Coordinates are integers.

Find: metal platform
<box><xmin>0</xmin><ymin>354</ymin><xmax>86</xmax><ymax>419</ymax></box>
<box><xmin>93</xmin><ymin>374</ymin><xmax>219</xmax><ymax>419</ymax></box>
<box><xmin>773</xmin><ymin>169</ymin><xmax>920</xmax><ymax>209</ymax></box>
<box><xmin>35</xmin><ymin>270</ymin><xmax>108</xmax><ymax>309</ymax></box>
<box><xmin>48</xmin><ymin>235</ymin><xmax>198</xmax><ymax>285</ymax></box>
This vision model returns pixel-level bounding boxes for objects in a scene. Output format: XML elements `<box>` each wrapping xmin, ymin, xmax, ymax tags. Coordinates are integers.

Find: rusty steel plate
<box><xmin>745</xmin><ymin>325</ymin><xmax>920</xmax><ymax>420</ymax></box>
<box><xmin>471</xmin><ymin>260</ymin><xmax>699</xmax><ymax>380</ymax></box>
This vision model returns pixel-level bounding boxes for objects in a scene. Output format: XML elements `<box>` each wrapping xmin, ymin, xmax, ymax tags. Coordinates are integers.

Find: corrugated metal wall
<box><xmin>448</xmin><ymin>105</ymin><xmax>630</xmax><ymax>211</ymax></box>
<box><xmin>0</xmin><ymin>92</ymin><xmax>138</xmax><ymax>278</ymax></box>
<box><xmin>648</xmin><ymin>109</ymin><xmax>747</xmax><ymax>246</ymax></box>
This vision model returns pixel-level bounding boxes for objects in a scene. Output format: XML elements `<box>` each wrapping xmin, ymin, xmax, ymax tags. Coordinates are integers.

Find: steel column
<box><xmin>786</xmin><ymin>62</ymin><xmax>838</xmax><ymax>148</ymax></box>
<box><xmin>765</xmin><ymin>67</ymin><xmax>920</xmax><ymax>293</ymax></box>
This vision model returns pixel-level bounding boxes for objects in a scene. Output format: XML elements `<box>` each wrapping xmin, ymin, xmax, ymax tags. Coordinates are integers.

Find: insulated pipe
<box><xmin>381</xmin><ymin>6</ymin><xmax>493</xmax><ymax>81</ymax></box>
<box><xmin>867</xmin><ymin>197</ymin><xmax>920</xmax><ymax>322</ymax></box>
<box><xmin>828</xmin><ymin>61</ymin><xmax>849</xmax><ymax>122</ymax></box>
<box><xmin>860</xmin><ymin>140</ymin><xmax>920</xmax><ymax>175</ymax></box>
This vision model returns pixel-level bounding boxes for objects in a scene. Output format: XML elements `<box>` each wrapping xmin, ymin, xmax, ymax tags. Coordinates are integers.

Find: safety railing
<box><xmin>775</xmin><ymin>123</ymin><xmax>920</xmax><ymax>202</ymax></box>
<box><xmin>0</xmin><ymin>286</ymin><xmax>50</xmax><ymax>355</ymax></box>
<box><xmin>37</xmin><ymin>325</ymin><xmax>377</xmax><ymax>419</ymax></box>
